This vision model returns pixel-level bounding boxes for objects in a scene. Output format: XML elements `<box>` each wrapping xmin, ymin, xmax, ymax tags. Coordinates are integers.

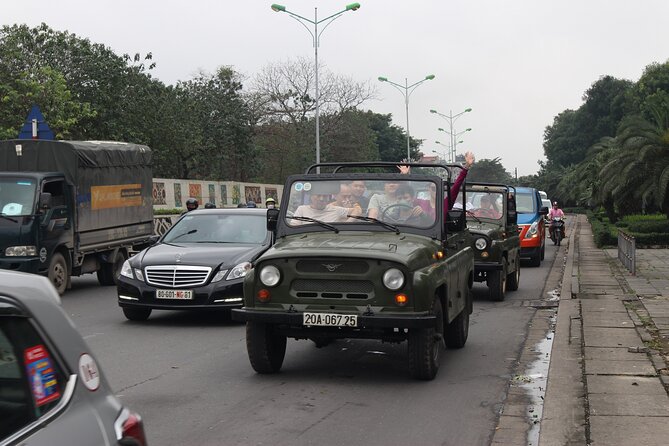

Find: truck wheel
<box><xmin>489</xmin><ymin>263</ymin><xmax>507</xmax><ymax>301</ymax></box>
<box><xmin>507</xmin><ymin>254</ymin><xmax>520</xmax><ymax>291</ymax></box>
<box><xmin>48</xmin><ymin>253</ymin><xmax>68</xmax><ymax>295</ymax></box>
<box><xmin>246</xmin><ymin>321</ymin><xmax>286</xmax><ymax>374</ymax></box>
<box><xmin>408</xmin><ymin>298</ymin><xmax>443</xmax><ymax>380</ymax></box>
<box><xmin>97</xmin><ymin>251</ymin><xmax>127</xmax><ymax>286</ymax></box>
<box><xmin>444</xmin><ymin>302</ymin><xmax>469</xmax><ymax>349</ymax></box>
<box><xmin>122</xmin><ymin>307</ymin><xmax>152</xmax><ymax>321</ymax></box>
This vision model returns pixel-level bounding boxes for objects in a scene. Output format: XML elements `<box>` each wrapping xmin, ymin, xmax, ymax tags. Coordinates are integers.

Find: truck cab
<box><xmin>232</xmin><ymin>162</ymin><xmax>474</xmax><ymax>380</ymax></box>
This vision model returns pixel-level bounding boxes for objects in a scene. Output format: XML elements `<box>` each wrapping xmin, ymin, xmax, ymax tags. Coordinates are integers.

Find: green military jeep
<box><xmin>464</xmin><ymin>183</ymin><xmax>520</xmax><ymax>301</ymax></box>
<box><xmin>232</xmin><ymin>162</ymin><xmax>474</xmax><ymax>380</ymax></box>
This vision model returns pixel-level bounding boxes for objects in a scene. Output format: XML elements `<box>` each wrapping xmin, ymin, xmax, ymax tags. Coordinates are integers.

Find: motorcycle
<box><xmin>550</xmin><ymin>216</ymin><xmax>565</xmax><ymax>246</ymax></box>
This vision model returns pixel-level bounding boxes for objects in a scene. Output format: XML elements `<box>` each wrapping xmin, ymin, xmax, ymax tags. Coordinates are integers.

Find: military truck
<box><xmin>463</xmin><ymin>183</ymin><xmax>520</xmax><ymax>301</ymax></box>
<box><xmin>0</xmin><ymin>140</ymin><xmax>155</xmax><ymax>294</ymax></box>
<box><xmin>232</xmin><ymin>162</ymin><xmax>474</xmax><ymax>380</ymax></box>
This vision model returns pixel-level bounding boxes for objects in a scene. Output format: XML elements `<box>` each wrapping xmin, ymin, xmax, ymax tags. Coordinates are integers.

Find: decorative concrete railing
<box><xmin>153</xmin><ymin>215</ymin><xmax>179</xmax><ymax>236</ymax></box>
<box><xmin>617</xmin><ymin>230</ymin><xmax>636</xmax><ymax>275</ymax></box>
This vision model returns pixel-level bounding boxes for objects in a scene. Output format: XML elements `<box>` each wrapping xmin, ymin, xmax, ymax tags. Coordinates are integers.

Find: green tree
<box><xmin>0</xmin><ymin>66</ymin><xmax>95</xmax><ymax>139</ymax></box>
<box><xmin>467</xmin><ymin>158</ymin><xmax>512</xmax><ymax>183</ymax></box>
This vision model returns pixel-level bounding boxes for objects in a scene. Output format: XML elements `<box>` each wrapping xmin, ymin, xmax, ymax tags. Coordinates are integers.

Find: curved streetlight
<box><xmin>379</xmin><ymin>74</ymin><xmax>435</xmax><ymax>161</ymax></box>
<box><xmin>271</xmin><ymin>3</ymin><xmax>361</xmax><ymax>168</ymax></box>
<box><xmin>431</xmin><ymin>107</ymin><xmax>472</xmax><ymax>162</ymax></box>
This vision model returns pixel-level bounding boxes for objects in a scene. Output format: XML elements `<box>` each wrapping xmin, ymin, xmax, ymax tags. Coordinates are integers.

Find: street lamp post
<box><xmin>430</xmin><ymin>108</ymin><xmax>472</xmax><ymax>163</ymax></box>
<box><xmin>379</xmin><ymin>74</ymin><xmax>435</xmax><ymax>162</ymax></box>
<box><xmin>437</xmin><ymin>127</ymin><xmax>470</xmax><ymax>162</ymax></box>
<box><xmin>271</xmin><ymin>3</ymin><xmax>361</xmax><ymax>168</ymax></box>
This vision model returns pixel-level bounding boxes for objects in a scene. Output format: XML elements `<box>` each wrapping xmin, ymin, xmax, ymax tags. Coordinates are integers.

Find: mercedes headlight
<box><xmin>259</xmin><ymin>265</ymin><xmax>281</xmax><ymax>287</ymax></box>
<box><xmin>383</xmin><ymin>268</ymin><xmax>405</xmax><ymax>290</ymax></box>
<box><xmin>120</xmin><ymin>260</ymin><xmax>134</xmax><ymax>279</ymax></box>
<box><xmin>5</xmin><ymin>246</ymin><xmax>37</xmax><ymax>256</ymax></box>
<box><xmin>474</xmin><ymin>237</ymin><xmax>488</xmax><ymax>250</ymax></box>
<box><xmin>226</xmin><ymin>262</ymin><xmax>252</xmax><ymax>281</ymax></box>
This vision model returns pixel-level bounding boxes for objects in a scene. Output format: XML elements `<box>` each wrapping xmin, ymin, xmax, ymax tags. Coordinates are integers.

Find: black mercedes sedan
<box><xmin>117</xmin><ymin>208</ymin><xmax>272</xmax><ymax>321</ymax></box>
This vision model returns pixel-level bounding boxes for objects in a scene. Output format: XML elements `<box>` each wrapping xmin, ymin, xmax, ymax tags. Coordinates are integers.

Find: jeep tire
<box><xmin>247</xmin><ymin>321</ymin><xmax>287</xmax><ymax>374</ymax></box>
<box><xmin>489</xmin><ymin>262</ymin><xmax>507</xmax><ymax>301</ymax></box>
<box><xmin>408</xmin><ymin>298</ymin><xmax>443</xmax><ymax>380</ymax></box>
<box><xmin>445</xmin><ymin>302</ymin><xmax>469</xmax><ymax>349</ymax></box>
<box><xmin>507</xmin><ymin>254</ymin><xmax>520</xmax><ymax>291</ymax></box>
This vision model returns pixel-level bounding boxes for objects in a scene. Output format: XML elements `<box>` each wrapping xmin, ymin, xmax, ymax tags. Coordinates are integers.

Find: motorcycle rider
<box><xmin>548</xmin><ymin>201</ymin><xmax>565</xmax><ymax>240</ymax></box>
<box><xmin>182</xmin><ymin>197</ymin><xmax>199</xmax><ymax>214</ymax></box>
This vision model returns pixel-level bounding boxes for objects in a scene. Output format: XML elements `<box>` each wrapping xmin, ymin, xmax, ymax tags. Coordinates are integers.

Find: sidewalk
<box><xmin>541</xmin><ymin>214</ymin><xmax>669</xmax><ymax>446</ymax></box>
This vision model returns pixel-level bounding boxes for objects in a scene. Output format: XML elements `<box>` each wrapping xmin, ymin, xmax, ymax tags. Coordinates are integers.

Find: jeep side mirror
<box><xmin>267</xmin><ymin>208</ymin><xmax>280</xmax><ymax>231</ymax></box>
<box><xmin>446</xmin><ymin>208</ymin><xmax>465</xmax><ymax>233</ymax></box>
<box><xmin>540</xmin><ymin>206</ymin><xmax>549</xmax><ymax>215</ymax></box>
<box><xmin>39</xmin><ymin>192</ymin><xmax>52</xmax><ymax>210</ymax></box>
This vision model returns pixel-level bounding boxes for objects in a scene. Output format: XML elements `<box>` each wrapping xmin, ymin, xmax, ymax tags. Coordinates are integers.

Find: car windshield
<box><xmin>464</xmin><ymin>191</ymin><xmax>504</xmax><ymax>220</ymax></box>
<box><xmin>285</xmin><ymin>178</ymin><xmax>437</xmax><ymax>229</ymax></box>
<box><xmin>163</xmin><ymin>213</ymin><xmax>268</xmax><ymax>244</ymax></box>
<box><xmin>516</xmin><ymin>192</ymin><xmax>537</xmax><ymax>213</ymax></box>
<box><xmin>0</xmin><ymin>178</ymin><xmax>36</xmax><ymax>216</ymax></box>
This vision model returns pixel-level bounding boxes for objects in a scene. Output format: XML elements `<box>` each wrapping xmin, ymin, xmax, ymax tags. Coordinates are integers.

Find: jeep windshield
<box><xmin>284</xmin><ymin>178</ymin><xmax>437</xmax><ymax>229</ymax></box>
<box><xmin>460</xmin><ymin>190</ymin><xmax>504</xmax><ymax>221</ymax></box>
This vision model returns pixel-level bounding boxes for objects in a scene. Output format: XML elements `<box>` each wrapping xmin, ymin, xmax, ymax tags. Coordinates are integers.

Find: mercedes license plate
<box><xmin>156</xmin><ymin>289</ymin><xmax>193</xmax><ymax>300</ymax></box>
<box><xmin>303</xmin><ymin>312</ymin><xmax>357</xmax><ymax>327</ymax></box>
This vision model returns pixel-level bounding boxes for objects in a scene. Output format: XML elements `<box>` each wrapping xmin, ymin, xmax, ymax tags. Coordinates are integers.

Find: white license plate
<box><xmin>303</xmin><ymin>312</ymin><xmax>357</xmax><ymax>327</ymax></box>
<box><xmin>156</xmin><ymin>289</ymin><xmax>193</xmax><ymax>300</ymax></box>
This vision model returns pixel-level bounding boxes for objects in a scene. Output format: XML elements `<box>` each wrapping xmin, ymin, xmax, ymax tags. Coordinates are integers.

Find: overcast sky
<box><xmin>4</xmin><ymin>0</ymin><xmax>669</xmax><ymax>176</ymax></box>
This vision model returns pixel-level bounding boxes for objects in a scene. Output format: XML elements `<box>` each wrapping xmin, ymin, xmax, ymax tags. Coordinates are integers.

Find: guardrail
<box><xmin>617</xmin><ymin>230</ymin><xmax>636</xmax><ymax>275</ymax></box>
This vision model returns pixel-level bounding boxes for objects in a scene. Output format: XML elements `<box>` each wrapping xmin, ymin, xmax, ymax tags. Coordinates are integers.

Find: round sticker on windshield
<box><xmin>78</xmin><ymin>353</ymin><xmax>100</xmax><ymax>391</ymax></box>
<box><xmin>294</xmin><ymin>183</ymin><xmax>304</xmax><ymax>191</ymax></box>
<box><xmin>303</xmin><ymin>183</ymin><xmax>312</xmax><ymax>191</ymax></box>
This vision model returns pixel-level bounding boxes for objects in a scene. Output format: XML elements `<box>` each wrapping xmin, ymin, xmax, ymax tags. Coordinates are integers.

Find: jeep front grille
<box><xmin>144</xmin><ymin>265</ymin><xmax>212</xmax><ymax>287</ymax></box>
<box><xmin>292</xmin><ymin>279</ymin><xmax>374</xmax><ymax>299</ymax></box>
<box><xmin>296</xmin><ymin>260</ymin><xmax>370</xmax><ymax>274</ymax></box>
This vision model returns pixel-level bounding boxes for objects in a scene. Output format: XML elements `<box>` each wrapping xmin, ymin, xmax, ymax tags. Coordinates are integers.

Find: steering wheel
<box><xmin>381</xmin><ymin>203</ymin><xmax>427</xmax><ymax>224</ymax></box>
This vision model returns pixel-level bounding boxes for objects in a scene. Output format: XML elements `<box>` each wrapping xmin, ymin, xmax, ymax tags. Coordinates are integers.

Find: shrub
<box><xmin>627</xmin><ymin>220</ymin><xmax>669</xmax><ymax>233</ymax></box>
<box><xmin>587</xmin><ymin>213</ymin><xmax>617</xmax><ymax>247</ymax></box>
<box><xmin>628</xmin><ymin>232</ymin><xmax>669</xmax><ymax>247</ymax></box>
<box><xmin>154</xmin><ymin>208</ymin><xmax>182</xmax><ymax>215</ymax></box>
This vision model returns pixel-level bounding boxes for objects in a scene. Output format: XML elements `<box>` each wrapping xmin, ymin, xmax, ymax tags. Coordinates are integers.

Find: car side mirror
<box><xmin>540</xmin><ymin>206</ymin><xmax>549</xmax><ymax>215</ymax></box>
<box><xmin>446</xmin><ymin>208</ymin><xmax>465</xmax><ymax>233</ymax></box>
<box><xmin>148</xmin><ymin>235</ymin><xmax>160</xmax><ymax>245</ymax></box>
<box><xmin>39</xmin><ymin>192</ymin><xmax>52</xmax><ymax>210</ymax></box>
<box><xmin>267</xmin><ymin>208</ymin><xmax>280</xmax><ymax>231</ymax></box>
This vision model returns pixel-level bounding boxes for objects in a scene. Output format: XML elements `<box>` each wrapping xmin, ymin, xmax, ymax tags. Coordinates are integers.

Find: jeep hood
<box><xmin>261</xmin><ymin>231</ymin><xmax>441</xmax><ymax>267</ymax></box>
<box><xmin>467</xmin><ymin>220</ymin><xmax>503</xmax><ymax>237</ymax></box>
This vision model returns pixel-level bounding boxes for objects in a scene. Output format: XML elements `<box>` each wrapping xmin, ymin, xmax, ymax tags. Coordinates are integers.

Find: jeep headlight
<box><xmin>525</xmin><ymin>221</ymin><xmax>539</xmax><ymax>239</ymax></box>
<box><xmin>5</xmin><ymin>246</ymin><xmax>37</xmax><ymax>256</ymax></box>
<box><xmin>120</xmin><ymin>259</ymin><xmax>134</xmax><ymax>279</ymax></box>
<box><xmin>383</xmin><ymin>268</ymin><xmax>405</xmax><ymax>290</ymax></box>
<box><xmin>226</xmin><ymin>262</ymin><xmax>251</xmax><ymax>281</ymax></box>
<box><xmin>259</xmin><ymin>265</ymin><xmax>281</xmax><ymax>287</ymax></box>
<box><xmin>474</xmin><ymin>237</ymin><xmax>488</xmax><ymax>250</ymax></box>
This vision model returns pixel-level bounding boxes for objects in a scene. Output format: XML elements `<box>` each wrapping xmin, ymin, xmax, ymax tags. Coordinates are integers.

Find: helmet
<box><xmin>246</xmin><ymin>201</ymin><xmax>257</xmax><ymax>208</ymax></box>
<box><xmin>204</xmin><ymin>202</ymin><xmax>215</xmax><ymax>209</ymax></box>
<box><xmin>553</xmin><ymin>201</ymin><xmax>558</xmax><ymax>206</ymax></box>
<box><xmin>266</xmin><ymin>197</ymin><xmax>276</xmax><ymax>204</ymax></box>
<box><xmin>185</xmin><ymin>197</ymin><xmax>199</xmax><ymax>211</ymax></box>
<box><xmin>237</xmin><ymin>203</ymin><xmax>246</xmax><ymax>208</ymax></box>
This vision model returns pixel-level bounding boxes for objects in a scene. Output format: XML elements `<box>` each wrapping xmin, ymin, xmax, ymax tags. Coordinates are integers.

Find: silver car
<box><xmin>0</xmin><ymin>270</ymin><xmax>147</xmax><ymax>445</ymax></box>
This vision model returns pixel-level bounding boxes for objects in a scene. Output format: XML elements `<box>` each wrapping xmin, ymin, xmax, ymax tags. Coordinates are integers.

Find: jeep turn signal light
<box><xmin>395</xmin><ymin>293</ymin><xmax>408</xmax><ymax>306</ymax></box>
<box><xmin>481</xmin><ymin>252</ymin><xmax>489</xmax><ymax>259</ymax></box>
<box><xmin>433</xmin><ymin>251</ymin><xmax>444</xmax><ymax>260</ymax></box>
<box><xmin>257</xmin><ymin>289</ymin><xmax>271</xmax><ymax>302</ymax></box>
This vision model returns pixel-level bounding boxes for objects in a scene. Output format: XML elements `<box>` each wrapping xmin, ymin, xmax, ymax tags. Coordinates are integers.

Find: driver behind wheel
<box><xmin>380</xmin><ymin>184</ymin><xmax>430</xmax><ymax>224</ymax></box>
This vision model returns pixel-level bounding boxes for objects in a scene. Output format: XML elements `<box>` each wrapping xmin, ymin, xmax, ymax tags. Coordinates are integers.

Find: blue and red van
<box><xmin>515</xmin><ymin>187</ymin><xmax>548</xmax><ymax>266</ymax></box>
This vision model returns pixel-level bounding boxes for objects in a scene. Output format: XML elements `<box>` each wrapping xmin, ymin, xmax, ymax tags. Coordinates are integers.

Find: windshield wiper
<box><xmin>0</xmin><ymin>214</ymin><xmax>18</xmax><ymax>223</ymax></box>
<box><xmin>168</xmin><ymin>229</ymin><xmax>198</xmax><ymax>242</ymax></box>
<box><xmin>288</xmin><ymin>216</ymin><xmax>339</xmax><ymax>233</ymax></box>
<box><xmin>346</xmin><ymin>215</ymin><xmax>399</xmax><ymax>234</ymax></box>
<box><xmin>465</xmin><ymin>210</ymin><xmax>482</xmax><ymax>224</ymax></box>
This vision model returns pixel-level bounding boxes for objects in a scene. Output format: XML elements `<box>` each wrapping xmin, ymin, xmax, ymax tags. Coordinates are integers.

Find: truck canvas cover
<box><xmin>0</xmin><ymin>139</ymin><xmax>153</xmax><ymax>241</ymax></box>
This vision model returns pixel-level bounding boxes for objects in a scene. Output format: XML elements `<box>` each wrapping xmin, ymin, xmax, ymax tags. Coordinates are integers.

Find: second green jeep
<box><xmin>464</xmin><ymin>183</ymin><xmax>520</xmax><ymax>301</ymax></box>
<box><xmin>232</xmin><ymin>162</ymin><xmax>474</xmax><ymax>380</ymax></box>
